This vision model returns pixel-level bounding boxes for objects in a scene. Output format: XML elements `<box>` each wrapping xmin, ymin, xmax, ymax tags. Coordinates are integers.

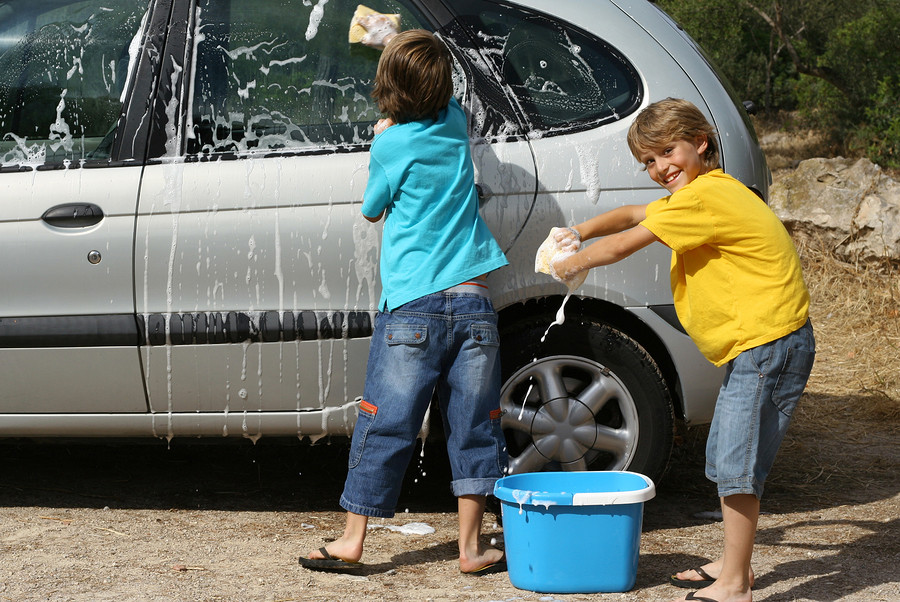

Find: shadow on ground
<box><xmin>0</xmin><ymin>437</ymin><xmax>455</xmax><ymax>513</ymax></box>
<box><xmin>1</xmin><ymin>391</ymin><xmax>896</xmax><ymax>530</ymax></box>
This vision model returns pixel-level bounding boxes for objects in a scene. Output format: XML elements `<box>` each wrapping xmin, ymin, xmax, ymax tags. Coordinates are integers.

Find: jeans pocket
<box><xmin>470</xmin><ymin>322</ymin><xmax>499</xmax><ymax>346</ymax></box>
<box><xmin>348</xmin><ymin>400</ymin><xmax>377</xmax><ymax>469</ymax></box>
<box><xmin>771</xmin><ymin>347</ymin><xmax>816</xmax><ymax>416</ymax></box>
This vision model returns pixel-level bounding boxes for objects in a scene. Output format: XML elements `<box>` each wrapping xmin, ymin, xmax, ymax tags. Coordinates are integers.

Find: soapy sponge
<box><xmin>535</xmin><ymin>227</ymin><xmax>587</xmax><ymax>290</ymax></box>
<box><xmin>348</xmin><ymin>5</ymin><xmax>401</xmax><ymax>43</ymax></box>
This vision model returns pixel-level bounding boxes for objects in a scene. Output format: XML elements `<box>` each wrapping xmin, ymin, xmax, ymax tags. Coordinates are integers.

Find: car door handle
<box><xmin>41</xmin><ymin>203</ymin><xmax>105</xmax><ymax>228</ymax></box>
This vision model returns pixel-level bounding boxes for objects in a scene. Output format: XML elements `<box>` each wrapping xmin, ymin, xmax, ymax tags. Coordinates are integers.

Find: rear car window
<box><xmin>451</xmin><ymin>0</ymin><xmax>642</xmax><ymax>133</ymax></box>
<box><xmin>0</xmin><ymin>0</ymin><xmax>147</xmax><ymax>167</ymax></box>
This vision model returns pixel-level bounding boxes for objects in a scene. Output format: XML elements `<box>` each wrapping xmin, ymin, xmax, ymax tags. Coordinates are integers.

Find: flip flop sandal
<box><xmin>461</xmin><ymin>560</ymin><xmax>507</xmax><ymax>576</ymax></box>
<box><xmin>298</xmin><ymin>547</ymin><xmax>362</xmax><ymax>572</ymax></box>
<box><xmin>669</xmin><ymin>566</ymin><xmax>715</xmax><ymax>588</ymax></box>
<box><xmin>686</xmin><ymin>592</ymin><xmax>721</xmax><ymax>602</ymax></box>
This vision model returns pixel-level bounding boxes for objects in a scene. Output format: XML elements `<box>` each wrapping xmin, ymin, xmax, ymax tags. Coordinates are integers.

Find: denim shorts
<box><xmin>340</xmin><ymin>291</ymin><xmax>508</xmax><ymax>518</ymax></box>
<box><xmin>706</xmin><ymin>320</ymin><xmax>816</xmax><ymax>499</ymax></box>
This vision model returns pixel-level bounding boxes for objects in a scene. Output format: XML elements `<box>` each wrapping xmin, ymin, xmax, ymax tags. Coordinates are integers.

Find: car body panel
<box><xmin>136</xmin><ymin>156</ymin><xmax>378</xmax><ymax>419</ymax></box>
<box><xmin>0</xmin><ymin>166</ymin><xmax>146</xmax><ymax>414</ymax></box>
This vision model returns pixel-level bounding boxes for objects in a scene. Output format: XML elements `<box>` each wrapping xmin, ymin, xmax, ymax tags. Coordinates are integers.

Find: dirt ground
<box><xmin>2</xmin><ymin>161</ymin><xmax>899</xmax><ymax>601</ymax></box>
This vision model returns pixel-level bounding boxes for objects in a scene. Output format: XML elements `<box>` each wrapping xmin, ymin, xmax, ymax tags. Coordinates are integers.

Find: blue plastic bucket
<box><xmin>493</xmin><ymin>471</ymin><xmax>655</xmax><ymax>593</ymax></box>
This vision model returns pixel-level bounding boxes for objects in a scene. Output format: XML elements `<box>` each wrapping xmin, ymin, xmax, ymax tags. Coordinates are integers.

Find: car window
<box><xmin>0</xmin><ymin>0</ymin><xmax>147</xmax><ymax>167</ymax></box>
<box><xmin>187</xmin><ymin>0</ymin><xmax>430</xmax><ymax>155</ymax></box>
<box><xmin>450</xmin><ymin>0</ymin><xmax>642</xmax><ymax>132</ymax></box>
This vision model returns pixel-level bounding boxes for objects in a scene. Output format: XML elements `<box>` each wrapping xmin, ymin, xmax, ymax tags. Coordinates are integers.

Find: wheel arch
<box><xmin>497</xmin><ymin>295</ymin><xmax>686</xmax><ymax>421</ymax></box>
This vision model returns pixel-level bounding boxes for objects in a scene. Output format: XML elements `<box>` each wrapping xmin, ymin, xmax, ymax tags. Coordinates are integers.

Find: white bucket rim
<box><xmin>495</xmin><ymin>470</ymin><xmax>656</xmax><ymax>507</ymax></box>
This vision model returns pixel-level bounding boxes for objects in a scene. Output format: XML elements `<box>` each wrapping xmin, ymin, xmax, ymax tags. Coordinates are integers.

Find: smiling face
<box><xmin>638</xmin><ymin>136</ymin><xmax>711</xmax><ymax>194</ymax></box>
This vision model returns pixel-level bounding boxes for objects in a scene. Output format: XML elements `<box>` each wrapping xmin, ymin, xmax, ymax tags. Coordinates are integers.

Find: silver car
<box><xmin>0</xmin><ymin>0</ymin><xmax>768</xmax><ymax>483</ymax></box>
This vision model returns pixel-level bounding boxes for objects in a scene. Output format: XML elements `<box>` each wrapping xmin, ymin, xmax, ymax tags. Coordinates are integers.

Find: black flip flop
<box><xmin>298</xmin><ymin>547</ymin><xmax>362</xmax><ymax>572</ymax></box>
<box><xmin>686</xmin><ymin>591</ymin><xmax>721</xmax><ymax>602</ymax></box>
<box><xmin>669</xmin><ymin>566</ymin><xmax>715</xmax><ymax>588</ymax></box>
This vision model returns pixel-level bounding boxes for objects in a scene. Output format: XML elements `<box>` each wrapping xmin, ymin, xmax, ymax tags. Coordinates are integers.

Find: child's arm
<box><xmin>571</xmin><ymin>204</ymin><xmax>649</xmax><ymax>241</ymax></box>
<box><xmin>552</xmin><ymin>204</ymin><xmax>660</xmax><ymax>280</ymax></box>
<box><xmin>363</xmin><ymin>209</ymin><xmax>384</xmax><ymax>223</ymax></box>
<box><xmin>550</xmin><ymin>204</ymin><xmax>647</xmax><ymax>252</ymax></box>
<box><xmin>361</xmin><ymin>120</ymin><xmax>398</xmax><ymax>223</ymax></box>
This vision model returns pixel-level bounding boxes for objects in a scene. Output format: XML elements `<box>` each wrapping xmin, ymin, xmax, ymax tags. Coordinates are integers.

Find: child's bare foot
<box><xmin>459</xmin><ymin>544</ymin><xmax>505</xmax><ymax>574</ymax></box>
<box><xmin>305</xmin><ymin>537</ymin><xmax>363</xmax><ymax>564</ymax></box>
<box><xmin>669</xmin><ymin>582</ymin><xmax>752</xmax><ymax>602</ymax></box>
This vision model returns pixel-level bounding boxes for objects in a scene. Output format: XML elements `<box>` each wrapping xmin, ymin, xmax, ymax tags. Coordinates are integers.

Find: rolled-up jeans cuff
<box><xmin>451</xmin><ymin>477</ymin><xmax>499</xmax><ymax>498</ymax></box>
<box><xmin>339</xmin><ymin>494</ymin><xmax>397</xmax><ymax>519</ymax></box>
<box><xmin>712</xmin><ymin>475</ymin><xmax>764</xmax><ymax>499</ymax></box>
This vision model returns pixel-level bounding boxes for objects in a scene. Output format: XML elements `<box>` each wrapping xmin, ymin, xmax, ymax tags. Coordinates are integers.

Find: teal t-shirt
<box><xmin>362</xmin><ymin>98</ymin><xmax>508</xmax><ymax>311</ymax></box>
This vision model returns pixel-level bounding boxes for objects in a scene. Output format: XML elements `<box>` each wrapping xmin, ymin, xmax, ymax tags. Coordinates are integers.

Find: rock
<box><xmin>769</xmin><ymin>157</ymin><xmax>900</xmax><ymax>262</ymax></box>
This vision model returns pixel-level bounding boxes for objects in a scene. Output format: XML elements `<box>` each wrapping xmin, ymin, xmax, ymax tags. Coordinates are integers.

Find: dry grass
<box><xmin>761</xmin><ymin>232</ymin><xmax>900</xmax><ymax>505</ymax></box>
<box><xmin>797</xmin><ymin>232</ymin><xmax>900</xmax><ymax>411</ymax></box>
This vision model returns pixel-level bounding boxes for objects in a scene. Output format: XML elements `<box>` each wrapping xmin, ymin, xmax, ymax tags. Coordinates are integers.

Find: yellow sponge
<box><xmin>535</xmin><ymin>228</ymin><xmax>588</xmax><ymax>290</ymax></box>
<box><xmin>348</xmin><ymin>4</ymin><xmax>401</xmax><ymax>43</ymax></box>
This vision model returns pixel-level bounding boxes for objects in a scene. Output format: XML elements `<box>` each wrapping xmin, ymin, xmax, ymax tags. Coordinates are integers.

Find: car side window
<box><xmin>187</xmin><ymin>0</ymin><xmax>429</xmax><ymax>155</ymax></box>
<box><xmin>0</xmin><ymin>0</ymin><xmax>147</xmax><ymax>167</ymax></box>
<box><xmin>451</xmin><ymin>0</ymin><xmax>642</xmax><ymax>132</ymax></box>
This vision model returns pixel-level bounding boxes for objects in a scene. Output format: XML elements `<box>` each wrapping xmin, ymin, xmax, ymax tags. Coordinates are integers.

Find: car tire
<box><xmin>499</xmin><ymin>312</ymin><xmax>674</xmax><ymax>484</ymax></box>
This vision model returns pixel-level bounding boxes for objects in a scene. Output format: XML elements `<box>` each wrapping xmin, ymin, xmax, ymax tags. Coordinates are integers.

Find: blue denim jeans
<box><xmin>340</xmin><ymin>291</ymin><xmax>507</xmax><ymax>518</ymax></box>
<box><xmin>706</xmin><ymin>320</ymin><xmax>816</xmax><ymax>498</ymax></box>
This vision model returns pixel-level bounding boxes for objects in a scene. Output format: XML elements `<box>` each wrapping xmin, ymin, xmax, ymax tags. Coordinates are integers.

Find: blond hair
<box><xmin>627</xmin><ymin>98</ymin><xmax>720</xmax><ymax>170</ymax></box>
<box><xmin>372</xmin><ymin>30</ymin><xmax>453</xmax><ymax>123</ymax></box>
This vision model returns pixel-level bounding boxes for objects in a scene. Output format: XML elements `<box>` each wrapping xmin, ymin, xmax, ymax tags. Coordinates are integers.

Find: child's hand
<box><xmin>552</xmin><ymin>227</ymin><xmax>581</xmax><ymax>254</ymax></box>
<box><xmin>551</xmin><ymin>253</ymin><xmax>584</xmax><ymax>283</ymax></box>
<box><xmin>374</xmin><ymin>118</ymin><xmax>395</xmax><ymax>135</ymax></box>
<box><xmin>356</xmin><ymin>14</ymin><xmax>399</xmax><ymax>49</ymax></box>
<box><xmin>535</xmin><ymin>227</ymin><xmax>588</xmax><ymax>290</ymax></box>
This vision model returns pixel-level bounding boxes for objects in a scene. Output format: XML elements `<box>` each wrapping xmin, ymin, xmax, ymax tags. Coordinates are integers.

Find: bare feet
<box><xmin>305</xmin><ymin>537</ymin><xmax>363</xmax><ymax>564</ymax></box>
<box><xmin>458</xmin><ymin>543</ymin><xmax>504</xmax><ymax>574</ymax></box>
<box><xmin>670</xmin><ymin>582</ymin><xmax>752</xmax><ymax>602</ymax></box>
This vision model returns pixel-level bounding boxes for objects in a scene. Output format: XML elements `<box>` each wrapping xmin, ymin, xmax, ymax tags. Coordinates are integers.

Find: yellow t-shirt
<box><xmin>641</xmin><ymin>169</ymin><xmax>810</xmax><ymax>366</ymax></box>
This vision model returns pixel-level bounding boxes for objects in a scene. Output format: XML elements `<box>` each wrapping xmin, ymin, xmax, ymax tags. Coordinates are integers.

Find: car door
<box><xmin>133</xmin><ymin>0</ymin><xmax>536</xmax><ymax>439</ymax></box>
<box><xmin>0</xmin><ymin>0</ymin><xmax>153</xmax><ymax>420</ymax></box>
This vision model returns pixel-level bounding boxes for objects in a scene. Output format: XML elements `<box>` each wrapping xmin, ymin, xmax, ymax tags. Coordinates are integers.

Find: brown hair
<box><xmin>371</xmin><ymin>29</ymin><xmax>453</xmax><ymax>123</ymax></box>
<box><xmin>627</xmin><ymin>98</ymin><xmax>720</xmax><ymax>170</ymax></box>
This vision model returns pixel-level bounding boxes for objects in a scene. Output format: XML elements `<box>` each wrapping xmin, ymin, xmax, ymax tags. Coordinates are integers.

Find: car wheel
<box><xmin>499</xmin><ymin>313</ymin><xmax>674</xmax><ymax>483</ymax></box>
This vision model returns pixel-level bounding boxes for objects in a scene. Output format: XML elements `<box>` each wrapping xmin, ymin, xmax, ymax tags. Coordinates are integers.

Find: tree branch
<box><xmin>740</xmin><ymin>0</ymin><xmax>850</xmax><ymax>97</ymax></box>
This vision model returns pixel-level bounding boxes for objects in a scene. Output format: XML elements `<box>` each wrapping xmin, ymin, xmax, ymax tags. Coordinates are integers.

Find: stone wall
<box><xmin>769</xmin><ymin>158</ymin><xmax>900</xmax><ymax>263</ymax></box>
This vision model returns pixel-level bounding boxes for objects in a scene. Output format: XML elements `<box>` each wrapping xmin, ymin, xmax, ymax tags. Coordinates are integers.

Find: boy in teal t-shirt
<box><xmin>300</xmin><ymin>28</ymin><xmax>508</xmax><ymax>576</ymax></box>
<box><xmin>362</xmin><ymin>95</ymin><xmax>508</xmax><ymax>311</ymax></box>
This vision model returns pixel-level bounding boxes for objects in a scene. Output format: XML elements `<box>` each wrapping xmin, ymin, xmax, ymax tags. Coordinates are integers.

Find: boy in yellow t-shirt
<box><xmin>552</xmin><ymin>98</ymin><xmax>815</xmax><ymax>602</ymax></box>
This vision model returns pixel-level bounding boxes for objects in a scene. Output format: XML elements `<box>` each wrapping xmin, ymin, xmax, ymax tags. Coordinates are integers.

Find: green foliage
<box><xmin>855</xmin><ymin>77</ymin><xmax>900</xmax><ymax>168</ymax></box>
<box><xmin>655</xmin><ymin>1</ymin><xmax>774</xmax><ymax>104</ymax></box>
<box><xmin>654</xmin><ymin>0</ymin><xmax>900</xmax><ymax>168</ymax></box>
<box><xmin>819</xmin><ymin>5</ymin><xmax>900</xmax><ymax>105</ymax></box>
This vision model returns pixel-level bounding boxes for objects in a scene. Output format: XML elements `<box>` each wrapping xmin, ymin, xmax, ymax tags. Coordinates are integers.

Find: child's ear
<box><xmin>695</xmin><ymin>135</ymin><xmax>708</xmax><ymax>155</ymax></box>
